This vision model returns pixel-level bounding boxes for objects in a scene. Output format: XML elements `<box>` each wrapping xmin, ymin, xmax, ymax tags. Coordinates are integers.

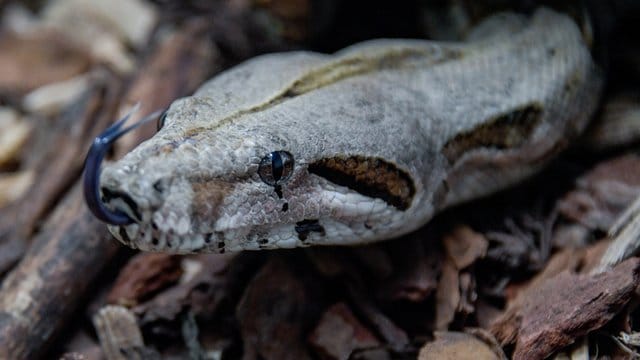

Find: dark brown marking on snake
<box><xmin>258</xmin><ymin>238</ymin><xmax>269</xmax><ymax>249</ymax></box>
<box><xmin>274</xmin><ymin>185</ymin><xmax>283</xmax><ymax>199</ymax></box>
<box><xmin>295</xmin><ymin>219</ymin><xmax>325</xmax><ymax>241</ymax></box>
<box><xmin>442</xmin><ymin>104</ymin><xmax>543</xmax><ymax>164</ymax></box>
<box><xmin>287</xmin><ymin>47</ymin><xmax>464</xmax><ymax>97</ymax></box>
<box><xmin>179</xmin><ymin>47</ymin><xmax>465</xmax><ymax>136</ymax></box>
<box><xmin>563</xmin><ymin>69</ymin><xmax>584</xmax><ymax>95</ymax></box>
<box><xmin>308</xmin><ymin>156</ymin><xmax>415</xmax><ymax>210</ymax></box>
<box><xmin>282</xmin><ymin>203</ymin><xmax>289</xmax><ymax>212</ymax></box>
<box><xmin>191</xmin><ymin>181</ymin><xmax>233</xmax><ymax>221</ymax></box>
<box><xmin>204</xmin><ymin>233</ymin><xmax>213</xmax><ymax>243</ymax></box>
<box><xmin>160</xmin><ymin>144</ymin><xmax>174</xmax><ymax>154</ymax></box>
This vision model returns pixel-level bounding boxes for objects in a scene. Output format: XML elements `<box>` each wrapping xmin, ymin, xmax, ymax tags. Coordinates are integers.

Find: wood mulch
<box><xmin>0</xmin><ymin>1</ymin><xmax>639</xmax><ymax>359</ymax></box>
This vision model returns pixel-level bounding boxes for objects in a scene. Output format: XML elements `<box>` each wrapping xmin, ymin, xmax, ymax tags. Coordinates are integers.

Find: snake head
<box><xmin>87</xmin><ymin>9</ymin><xmax>602</xmax><ymax>254</ymax></box>
<box><xmin>92</xmin><ymin>87</ymin><xmax>431</xmax><ymax>254</ymax></box>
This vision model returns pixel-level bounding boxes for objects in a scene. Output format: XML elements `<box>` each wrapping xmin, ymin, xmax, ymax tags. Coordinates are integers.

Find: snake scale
<box><xmin>85</xmin><ymin>8</ymin><xmax>603</xmax><ymax>253</ymax></box>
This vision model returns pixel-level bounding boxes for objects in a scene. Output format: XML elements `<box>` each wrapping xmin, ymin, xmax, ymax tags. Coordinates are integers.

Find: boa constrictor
<box><xmin>87</xmin><ymin>8</ymin><xmax>603</xmax><ymax>253</ymax></box>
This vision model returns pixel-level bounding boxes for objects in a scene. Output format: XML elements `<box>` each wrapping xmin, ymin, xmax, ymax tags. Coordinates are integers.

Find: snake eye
<box><xmin>157</xmin><ymin>111</ymin><xmax>168</xmax><ymax>131</ymax></box>
<box><xmin>258</xmin><ymin>151</ymin><xmax>294</xmax><ymax>186</ymax></box>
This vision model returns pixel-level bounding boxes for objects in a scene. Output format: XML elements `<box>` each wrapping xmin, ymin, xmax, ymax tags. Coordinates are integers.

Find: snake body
<box><xmin>98</xmin><ymin>8</ymin><xmax>602</xmax><ymax>253</ymax></box>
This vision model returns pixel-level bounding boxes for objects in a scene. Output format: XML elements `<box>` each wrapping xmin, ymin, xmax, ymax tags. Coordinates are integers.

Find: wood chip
<box><xmin>40</xmin><ymin>0</ymin><xmax>158</xmax><ymax>73</ymax></box>
<box><xmin>308</xmin><ymin>302</ymin><xmax>383</xmax><ymax>360</ymax></box>
<box><xmin>558</xmin><ymin>154</ymin><xmax>640</xmax><ymax>231</ymax></box>
<box><xmin>0</xmin><ymin>170</ymin><xmax>34</xmax><ymax>207</ymax></box>
<box><xmin>491</xmin><ymin>257</ymin><xmax>640</xmax><ymax>360</ymax></box>
<box><xmin>22</xmin><ymin>73</ymin><xmax>93</xmax><ymax>116</ymax></box>
<box><xmin>443</xmin><ymin>225</ymin><xmax>488</xmax><ymax>269</ymax></box>
<box><xmin>435</xmin><ymin>259</ymin><xmax>459</xmax><ymax>330</ymax></box>
<box><xmin>0</xmin><ymin>108</ymin><xmax>32</xmax><ymax>168</ymax></box>
<box><xmin>134</xmin><ymin>253</ymin><xmax>234</xmax><ymax>324</ymax></box>
<box><xmin>93</xmin><ymin>305</ymin><xmax>158</xmax><ymax>360</ymax></box>
<box><xmin>434</xmin><ymin>226</ymin><xmax>485</xmax><ymax>329</ymax></box>
<box><xmin>583</xmin><ymin>91</ymin><xmax>640</xmax><ymax>149</ymax></box>
<box><xmin>347</xmin><ymin>282</ymin><xmax>409</xmax><ymax>352</ymax></box>
<box><xmin>42</xmin><ymin>0</ymin><xmax>158</xmax><ymax>48</ymax></box>
<box><xmin>107</xmin><ymin>253</ymin><xmax>183</xmax><ymax>307</ymax></box>
<box><xmin>418</xmin><ymin>331</ymin><xmax>504</xmax><ymax>360</ymax></box>
<box><xmin>237</xmin><ymin>257</ymin><xmax>320</xmax><ymax>360</ymax></box>
<box><xmin>377</xmin><ymin>234</ymin><xmax>442</xmax><ymax>303</ymax></box>
<box><xmin>0</xmin><ymin>29</ymin><xmax>91</xmax><ymax>96</ymax></box>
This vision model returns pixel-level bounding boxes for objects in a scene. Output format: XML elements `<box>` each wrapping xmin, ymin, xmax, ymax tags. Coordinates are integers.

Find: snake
<box><xmin>83</xmin><ymin>8</ymin><xmax>603</xmax><ymax>253</ymax></box>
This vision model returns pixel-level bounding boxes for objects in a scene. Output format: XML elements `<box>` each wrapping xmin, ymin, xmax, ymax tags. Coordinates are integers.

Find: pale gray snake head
<box><xmin>94</xmin><ymin>94</ymin><xmax>422</xmax><ymax>253</ymax></box>
<box><xmin>85</xmin><ymin>9</ymin><xmax>602</xmax><ymax>254</ymax></box>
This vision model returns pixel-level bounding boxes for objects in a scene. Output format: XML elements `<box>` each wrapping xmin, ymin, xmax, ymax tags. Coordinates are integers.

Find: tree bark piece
<box><xmin>0</xmin><ymin>184</ymin><xmax>120</xmax><ymax>359</ymax></box>
<box><xmin>491</xmin><ymin>258</ymin><xmax>640</xmax><ymax>360</ymax></box>
<box><xmin>94</xmin><ymin>305</ymin><xmax>158</xmax><ymax>360</ymax></box>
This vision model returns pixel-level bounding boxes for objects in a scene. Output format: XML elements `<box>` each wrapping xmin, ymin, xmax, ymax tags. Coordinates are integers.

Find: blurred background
<box><xmin>0</xmin><ymin>1</ymin><xmax>639</xmax><ymax>359</ymax></box>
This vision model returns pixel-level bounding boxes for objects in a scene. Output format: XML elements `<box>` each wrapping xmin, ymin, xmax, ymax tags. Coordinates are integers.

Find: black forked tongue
<box><xmin>83</xmin><ymin>103</ymin><xmax>163</xmax><ymax>225</ymax></box>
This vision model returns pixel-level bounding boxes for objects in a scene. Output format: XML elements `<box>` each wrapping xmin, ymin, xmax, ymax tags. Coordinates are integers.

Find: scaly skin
<box><xmin>99</xmin><ymin>9</ymin><xmax>602</xmax><ymax>253</ymax></box>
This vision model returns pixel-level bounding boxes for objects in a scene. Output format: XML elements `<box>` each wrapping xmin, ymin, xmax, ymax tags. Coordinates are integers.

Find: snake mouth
<box><xmin>100</xmin><ymin>187</ymin><xmax>143</xmax><ymax>222</ymax></box>
<box><xmin>108</xmin><ymin>222</ymin><xmax>226</xmax><ymax>254</ymax></box>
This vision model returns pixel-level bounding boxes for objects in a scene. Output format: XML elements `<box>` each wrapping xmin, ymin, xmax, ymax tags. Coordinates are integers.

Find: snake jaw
<box><xmin>83</xmin><ymin>104</ymin><xmax>163</xmax><ymax>225</ymax></box>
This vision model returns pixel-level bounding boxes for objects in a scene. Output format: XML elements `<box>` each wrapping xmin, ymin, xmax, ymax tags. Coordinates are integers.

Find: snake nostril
<box><xmin>152</xmin><ymin>179</ymin><xmax>165</xmax><ymax>194</ymax></box>
<box><xmin>100</xmin><ymin>187</ymin><xmax>142</xmax><ymax>221</ymax></box>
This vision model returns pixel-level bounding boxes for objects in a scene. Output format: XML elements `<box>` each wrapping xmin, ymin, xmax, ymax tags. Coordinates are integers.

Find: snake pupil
<box><xmin>271</xmin><ymin>151</ymin><xmax>283</xmax><ymax>182</ymax></box>
<box><xmin>258</xmin><ymin>150</ymin><xmax>294</xmax><ymax>186</ymax></box>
